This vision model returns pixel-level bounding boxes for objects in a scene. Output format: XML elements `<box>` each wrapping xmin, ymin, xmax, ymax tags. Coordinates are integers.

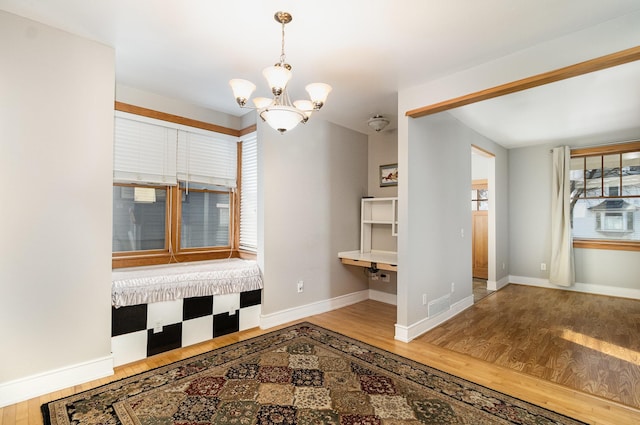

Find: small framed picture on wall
<box><xmin>379</xmin><ymin>163</ymin><xmax>398</xmax><ymax>187</ymax></box>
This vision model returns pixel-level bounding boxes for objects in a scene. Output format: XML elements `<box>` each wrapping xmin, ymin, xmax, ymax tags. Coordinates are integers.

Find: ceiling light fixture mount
<box><xmin>368</xmin><ymin>115</ymin><xmax>390</xmax><ymax>132</ymax></box>
<box><xmin>229</xmin><ymin>11</ymin><xmax>332</xmax><ymax>134</ymax></box>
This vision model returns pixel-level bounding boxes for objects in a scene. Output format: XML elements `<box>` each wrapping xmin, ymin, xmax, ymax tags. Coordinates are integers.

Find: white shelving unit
<box><xmin>339</xmin><ymin>197</ymin><xmax>398</xmax><ymax>271</ymax></box>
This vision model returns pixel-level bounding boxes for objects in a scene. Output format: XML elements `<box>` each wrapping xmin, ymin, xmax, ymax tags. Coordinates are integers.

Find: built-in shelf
<box><xmin>338</xmin><ymin>197</ymin><xmax>398</xmax><ymax>271</ymax></box>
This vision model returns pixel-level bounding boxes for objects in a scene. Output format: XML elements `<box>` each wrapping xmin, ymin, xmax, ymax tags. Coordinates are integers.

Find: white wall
<box><xmin>259</xmin><ymin>119</ymin><xmax>369</xmax><ymax>324</ymax></box>
<box><xmin>508</xmin><ymin>145</ymin><xmax>553</xmax><ymax>278</ymax></box>
<box><xmin>472</xmin><ymin>152</ymin><xmax>490</xmax><ymax>180</ymax></box>
<box><xmin>0</xmin><ymin>11</ymin><xmax>114</xmax><ymax>404</ymax></box>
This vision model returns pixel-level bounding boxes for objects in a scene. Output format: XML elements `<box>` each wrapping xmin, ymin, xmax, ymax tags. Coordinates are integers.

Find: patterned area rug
<box><xmin>42</xmin><ymin>323</ymin><xmax>585</xmax><ymax>425</ymax></box>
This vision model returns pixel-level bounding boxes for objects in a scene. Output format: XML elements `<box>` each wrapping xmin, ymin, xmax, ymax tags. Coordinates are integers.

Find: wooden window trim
<box><xmin>571</xmin><ymin>140</ymin><xmax>640</xmax><ymax>252</ymax></box>
<box><xmin>570</xmin><ymin>140</ymin><xmax>640</xmax><ymax>157</ymax></box>
<box><xmin>115</xmin><ymin>102</ymin><xmax>241</xmax><ymax>137</ymax></box>
<box><xmin>573</xmin><ymin>240</ymin><xmax>640</xmax><ymax>252</ymax></box>
<box><xmin>112</xmin><ymin>103</ymin><xmax>256</xmax><ymax>268</ymax></box>
<box><xmin>113</xmin><ymin>184</ymin><xmax>237</xmax><ymax>268</ymax></box>
<box><xmin>176</xmin><ymin>186</ymin><xmax>234</xmax><ymax>253</ymax></box>
<box><xmin>471</xmin><ymin>179</ymin><xmax>488</xmax><ymax>190</ymax></box>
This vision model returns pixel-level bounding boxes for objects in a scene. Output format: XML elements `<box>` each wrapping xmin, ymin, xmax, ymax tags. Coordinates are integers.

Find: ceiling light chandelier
<box><xmin>229</xmin><ymin>11</ymin><xmax>332</xmax><ymax>134</ymax></box>
<box><xmin>368</xmin><ymin>115</ymin><xmax>390</xmax><ymax>132</ymax></box>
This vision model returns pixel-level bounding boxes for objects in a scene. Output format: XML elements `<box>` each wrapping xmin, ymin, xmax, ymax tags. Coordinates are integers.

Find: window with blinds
<box><xmin>240</xmin><ymin>133</ymin><xmax>258</xmax><ymax>252</ymax></box>
<box><xmin>177</xmin><ymin>130</ymin><xmax>238</xmax><ymax>188</ymax></box>
<box><xmin>112</xmin><ymin>110</ymin><xmax>244</xmax><ymax>265</ymax></box>
<box><xmin>113</xmin><ymin>117</ymin><xmax>177</xmax><ymax>185</ymax></box>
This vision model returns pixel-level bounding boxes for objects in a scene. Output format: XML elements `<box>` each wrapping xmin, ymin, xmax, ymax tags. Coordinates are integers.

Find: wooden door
<box><xmin>471</xmin><ymin>180</ymin><xmax>488</xmax><ymax>279</ymax></box>
<box><xmin>472</xmin><ymin>210</ymin><xmax>488</xmax><ymax>279</ymax></box>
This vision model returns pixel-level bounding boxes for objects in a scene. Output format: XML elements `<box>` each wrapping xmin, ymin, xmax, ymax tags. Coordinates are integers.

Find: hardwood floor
<box><xmin>421</xmin><ymin>284</ymin><xmax>640</xmax><ymax>410</ymax></box>
<box><xmin>2</xmin><ymin>284</ymin><xmax>639</xmax><ymax>425</ymax></box>
<box><xmin>473</xmin><ymin>277</ymin><xmax>494</xmax><ymax>302</ymax></box>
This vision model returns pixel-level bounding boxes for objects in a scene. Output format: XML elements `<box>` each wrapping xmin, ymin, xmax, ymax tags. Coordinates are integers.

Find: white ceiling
<box><xmin>451</xmin><ymin>59</ymin><xmax>640</xmax><ymax>149</ymax></box>
<box><xmin>1</xmin><ymin>0</ymin><xmax>639</xmax><ymax>144</ymax></box>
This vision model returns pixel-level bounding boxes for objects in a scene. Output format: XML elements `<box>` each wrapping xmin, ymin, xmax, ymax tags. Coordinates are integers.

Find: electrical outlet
<box><xmin>460</xmin><ymin>228</ymin><xmax>464</xmax><ymax>238</ymax></box>
<box><xmin>371</xmin><ymin>273</ymin><xmax>379</xmax><ymax>281</ymax></box>
<box><xmin>153</xmin><ymin>322</ymin><xmax>163</xmax><ymax>334</ymax></box>
<box><xmin>381</xmin><ymin>273</ymin><xmax>390</xmax><ymax>282</ymax></box>
<box><xmin>422</xmin><ymin>294</ymin><xmax>427</xmax><ymax>305</ymax></box>
<box><xmin>540</xmin><ymin>263</ymin><xmax>547</xmax><ymax>271</ymax></box>
<box><xmin>502</xmin><ymin>262</ymin><xmax>506</xmax><ymax>270</ymax></box>
<box><xmin>297</xmin><ymin>280</ymin><xmax>304</xmax><ymax>293</ymax></box>
<box><xmin>451</xmin><ymin>282</ymin><xmax>455</xmax><ymax>292</ymax></box>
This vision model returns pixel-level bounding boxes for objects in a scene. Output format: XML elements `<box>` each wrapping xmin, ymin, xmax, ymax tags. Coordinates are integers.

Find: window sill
<box><xmin>573</xmin><ymin>239</ymin><xmax>640</xmax><ymax>252</ymax></box>
<box><xmin>113</xmin><ymin>249</ymin><xmax>237</xmax><ymax>268</ymax></box>
<box><xmin>237</xmin><ymin>249</ymin><xmax>257</xmax><ymax>260</ymax></box>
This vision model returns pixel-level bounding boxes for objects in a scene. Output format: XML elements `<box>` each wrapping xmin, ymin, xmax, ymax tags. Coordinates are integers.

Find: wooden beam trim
<box><xmin>406</xmin><ymin>46</ymin><xmax>640</xmax><ymax>118</ymax></box>
<box><xmin>115</xmin><ymin>101</ymin><xmax>241</xmax><ymax>137</ymax></box>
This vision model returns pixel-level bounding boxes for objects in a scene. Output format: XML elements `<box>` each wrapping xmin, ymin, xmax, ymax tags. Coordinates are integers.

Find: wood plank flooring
<box><xmin>2</xmin><ymin>284</ymin><xmax>640</xmax><ymax>425</ymax></box>
<box><xmin>421</xmin><ymin>283</ymin><xmax>640</xmax><ymax>409</ymax></box>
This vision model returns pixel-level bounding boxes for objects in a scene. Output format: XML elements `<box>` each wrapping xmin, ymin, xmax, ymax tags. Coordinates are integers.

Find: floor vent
<box><xmin>428</xmin><ymin>294</ymin><xmax>451</xmax><ymax>317</ymax></box>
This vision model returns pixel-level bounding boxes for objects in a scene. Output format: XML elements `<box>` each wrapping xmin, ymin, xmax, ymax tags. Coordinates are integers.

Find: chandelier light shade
<box><xmin>229</xmin><ymin>79</ymin><xmax>256</xmax><ymax>107</ymax></box>
<box><xmin>229</xmin><ymin>11</ymin><xmax>332</xmax><ymax>134</ymax></box>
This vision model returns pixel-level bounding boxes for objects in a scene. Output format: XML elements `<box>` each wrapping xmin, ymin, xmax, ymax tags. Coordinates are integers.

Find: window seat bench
<box><xmin>111</xmin><ymin>258</ymin><xmax>263</xmax><ymax>366</ymax></box>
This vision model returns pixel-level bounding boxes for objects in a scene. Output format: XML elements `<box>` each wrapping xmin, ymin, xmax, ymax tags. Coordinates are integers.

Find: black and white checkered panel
<box><xmin>111</xmin><ymin>289</ymin><xmax>261</xmax><ymax>366</ymax></box>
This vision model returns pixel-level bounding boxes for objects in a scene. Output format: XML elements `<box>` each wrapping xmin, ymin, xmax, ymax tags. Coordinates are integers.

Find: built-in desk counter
<box><xmin>338</xmin><ymin>250</ymin><xmax>397</xmax><ymax>272</ymax></box>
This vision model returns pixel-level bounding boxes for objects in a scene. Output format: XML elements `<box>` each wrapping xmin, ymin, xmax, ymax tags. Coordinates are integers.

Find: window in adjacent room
<box><xmin>570</xmin><ymin>141</ymin><xmax>640</xmax><ymax>250</ymax></box>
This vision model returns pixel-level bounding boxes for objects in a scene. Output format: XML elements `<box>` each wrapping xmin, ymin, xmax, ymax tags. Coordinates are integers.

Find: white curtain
<box><xmin>550</xmin><ymin>146</ymin><xmax>575</xmax><ymax>286</ymax></box>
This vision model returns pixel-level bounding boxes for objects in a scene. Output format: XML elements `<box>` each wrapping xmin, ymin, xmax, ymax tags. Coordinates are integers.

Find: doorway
<box><xmin>471</xmin><ymin>146</ymin><xmax>496</xmax><ymax>302</ymax></box>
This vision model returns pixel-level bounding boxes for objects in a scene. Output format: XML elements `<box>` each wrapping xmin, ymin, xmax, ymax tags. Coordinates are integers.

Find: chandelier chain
<box><xmin>280</xmin><ymin>20</ymin><xmax>286</xmax><ymax>65</ymax></box>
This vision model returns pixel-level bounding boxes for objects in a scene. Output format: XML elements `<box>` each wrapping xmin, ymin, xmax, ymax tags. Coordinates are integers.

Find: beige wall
<box><xmin>259</xmin><ymin>119</ymin><xmax>369</xmax><ymax>318</ymax></box>
<box><xmin>0</xmin><ymin>10</ymin><xmax>114</xmax><ymax>395</ymax></box>
<box><xmin>367</xmin><ymin>130</ymin><xmax>399</xmax><ymax>294</ymax></box>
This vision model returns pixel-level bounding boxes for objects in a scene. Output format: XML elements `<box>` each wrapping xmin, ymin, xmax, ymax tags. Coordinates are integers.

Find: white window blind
<box><xmin>177</xmin><ymin>131</ymin><xmax>238</xmax><ymax>188</ymax></box>
<box><xmin>240</xmin><ymin>133</ymin><xmax>258</xmax><ymax>251</ymax></box>
<box><xmin>113</xmin><ymin>117</ymin><xmax>178</xmax><ymax>185</ymax></box>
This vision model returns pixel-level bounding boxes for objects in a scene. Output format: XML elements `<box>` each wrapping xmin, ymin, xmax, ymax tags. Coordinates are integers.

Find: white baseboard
<box><xmin>488</xmin><ymin>275</ymin><xmax>510</xmax><ymax>291</ymax></box>
<box><xmin>509</xmin><ymin>275</ymin><xmax>640</xmax><ymax>300</ymax></box>
<box><xmin>369</xmin><ymin>289</ymin><xmax>397</xmax><ymax>305</ymax></box>
<box><xmin>394</xmin><ymin>295</ymin><xmax>474</xmax><ymax>342</ymax></box>
<box><xmin>260</xmin><ymin>290</ymin><xmax>370</xmax><ymax>329</ymax></box>
<box><xmin>0</xmin><ymin>356</ymin><xmax>114</xmax><ymax>408</ymax></box>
